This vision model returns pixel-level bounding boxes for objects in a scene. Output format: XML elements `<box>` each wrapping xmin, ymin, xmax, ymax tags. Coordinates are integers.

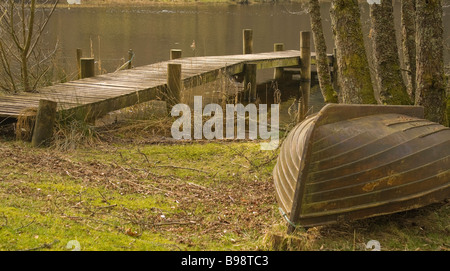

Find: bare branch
<box><xmin>27</xmin><ymin>0</ymin><xmax>59</xmax><ymax>60</ymax></box>
<box><xmin>0</xmin><ymin>0</ymin><xmax>59</xmax><ymax>93</ymax></box>
<box><xmin>0</xmin><ymin>41</ymin><xmax>18</xmax><ymax>92</ymax></box>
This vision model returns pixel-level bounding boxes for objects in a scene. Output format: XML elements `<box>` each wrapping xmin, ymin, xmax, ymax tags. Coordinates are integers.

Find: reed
<box><xmin>15</xmin><ymin>108</ymin><xmax>38</xmax><ymax>141</ymax></box>
<box><xmin>262</xmin><ymin>224</ymin><xmax>315</xmax><ymax>251</ymax></box>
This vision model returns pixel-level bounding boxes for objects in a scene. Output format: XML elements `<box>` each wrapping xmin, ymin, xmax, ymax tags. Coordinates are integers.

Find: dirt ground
<box><xmin>0</xmin><ymin>118</ymin><xmax>449</xmax><ymax>251</ymax></box>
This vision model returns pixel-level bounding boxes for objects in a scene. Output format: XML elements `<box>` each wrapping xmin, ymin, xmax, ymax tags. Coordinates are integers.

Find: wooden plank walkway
<box><xmin>0</xmin><ymin>50</ymin><xmax>323</xmax><ymax>121</ymax></box>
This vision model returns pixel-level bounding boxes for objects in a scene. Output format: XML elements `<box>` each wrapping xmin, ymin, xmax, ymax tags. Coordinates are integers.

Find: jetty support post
<box><xmin>274</xmin><ymin>43</ymin><xmax>285</xmax><ymax>81</ymax></box>
<box><xmin>167</xmin><ymin>63</ymin><xmax>182</xmax><ymax>111</ymax></box>
<box><xmin>128</xmin><ymin>49</ymin><xmax>134</xmax><ymax>69</ymax></box>
<box><xmin>299</xmin><ymin>31</ymin><xmax>311</xmax><ymax>121</ymax></box>
<box><xmin>31</xmin><ymin>99</ymin><xmax>57</xmax><ymax>148</ymax></box>
<box><xmin>243</xmin><ymin>29</ymin><xmax>253</xmax><ymax>54</ymax></box>
<box><xmin>76</xmin><ymin>48</ymin><xmax>83</xmax><ymax>79</ymax></box>
<box><xmin>244</xmin><ymin>63</ymin><xmax>257</xmax><ymax>103</ymax></box>
<box><xmin>80</xmin><ymin>58</ymin><xmax>95</xmax><ymax>79</ymax></box>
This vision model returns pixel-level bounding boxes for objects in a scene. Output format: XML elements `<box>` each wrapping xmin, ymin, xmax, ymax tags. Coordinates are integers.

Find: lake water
<box><xmin>48</xmin><ymin>2</ymin><xmax>449</xmax><ymax>79</ymax></box>
<box><xmin>49</xmin><ymin>3</ymin><xmax>314</xmax><ymax>76</ymax></box>
<box><xmin>45</xmin><ymin>2</ymin><xmax>449</xmax><ymax>123</ymax></box>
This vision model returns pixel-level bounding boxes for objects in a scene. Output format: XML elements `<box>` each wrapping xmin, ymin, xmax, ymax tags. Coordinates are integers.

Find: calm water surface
<box><xmin>47</xmin><ymin>2</ymin><xmax>448</xmax><ymax>76</ymax></box>
<box><xmin>46</xmin><ymin>3</ymin><xmax>449</xmax><ymax>120</ymax></box>
<box><xmin>49</xmin><ymin>3</ymin><xmax>315</xmax><ymax>75</ymax></box>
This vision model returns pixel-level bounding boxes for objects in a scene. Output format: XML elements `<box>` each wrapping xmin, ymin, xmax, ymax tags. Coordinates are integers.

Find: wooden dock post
<box><xmin>243</xmin><ymin>29</ymin><xmax>253</xmax><ymax>54</ymax></box>
<box><xmin>167</xmin><ymin>63</ymin><xmax>182</xmax><ymax>109</ymax></box>
<box><xmin>170</xmin><ymin>49</ymin><xmax>182</xmax><ymax>60</ymax></box>
<box><xmin>80</xmin><ymin>58</ymin><xmax>95</xmax><ymax>79</ymax></box>
<box><xmin>244</xmin><ymin>63</ymin><xmax>257</xmax><ymax>102</ymax></box>
<box><xmin>274</xmin><ymin>43</ymin><xmax>285</xmax><ymax>80</ymax></box>
<box><xmin>128</xmin><ymin>49</ymin><xmax>134</xmax><ymax>69</ymax></box>
<box><xmin>31</xmin><ymin>99</ymin><xmax>57</xmax><ymax>147</ymax></box>
<box><xmin>76</xmin><ymin>48</ymin><xmax>83</xmax><ymax>79</ymax></box>
<box><xmin>299</xmin><ymin>31</ymin><xmax>311</xmax><ymax>121</ymax></box>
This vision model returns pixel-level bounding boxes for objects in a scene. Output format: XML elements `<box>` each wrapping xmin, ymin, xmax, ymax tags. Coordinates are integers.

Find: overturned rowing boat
<box><xmin>273</xmin><ymin>104</ymin><xmax>450</xmax><ymax>231</ymax></box>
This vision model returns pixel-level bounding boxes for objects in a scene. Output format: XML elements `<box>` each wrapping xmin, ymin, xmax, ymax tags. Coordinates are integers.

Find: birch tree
<box><xmin>369</xmin><ymin>0</ymin><xmax>411</xmax><ymax>105</ymax></box>
<box><xmin>308</xmin><ymin>0</ymin><xmax>338</xmax><ymax>103</ymax></box>
<box><xmin>401</xmin><ymin>0</ymin><xmax>416</xmax><ymax>101</ymax></box>
<box><xmin>330</xmin><ymin>0</ymin><xmax>376</xmax><ymax>104</ymax></box>
<box><xmin>415</xmin><ymin>0</ymin><xmax>448</xmax><ymax>125</ymax></box>
<box><xmin>0</xmin><ymin>0</ymin><xmax>59</xmax><ymax>93</ymax></box>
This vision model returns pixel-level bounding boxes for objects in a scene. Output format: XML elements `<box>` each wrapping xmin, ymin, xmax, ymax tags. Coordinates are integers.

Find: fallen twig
<box><xmin>152</xmin><ymin>164</ymin><xmax>209</xmax><ymax>174</ymax></box>
<box><xmin>19</xmin><ymin>239</ymin><xmax>60</xmax><ymax>251</ymax></box>
<box><xmin>153</xmin><ymin>221</ymin><xmax>197</xmax><ymax>227</ymax></box>
<box><xmin>95</xmin><ymin>204</ymin><xmax>117</xmax><ymax>210</ymax></box>
<box><xmin>14</xmin><ymin>218</ymin><xmax>36</xmax><ymax>232</ymax></box>
<box><xmin>137</xmin><ymin>148</ymin><xmax>209</xmax><ymax>174</ymax></box>
<box><xmin>98</xmin><ymin>190</ymin><xmax>111</xmax><ymax>205</ymax></box>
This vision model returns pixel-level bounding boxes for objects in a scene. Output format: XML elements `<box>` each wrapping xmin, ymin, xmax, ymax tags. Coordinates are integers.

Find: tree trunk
<box><xmin>21</xmin><ymin>54</ymin><xmax>31</xmax><ymax>92</ymax></box>
<box><xmin>330</xmin><ymin>0</ymin><xmax>376</xmax><ymax>104</ymax></box>
<box><xmin>308</xmin><ymin>0</ymin><xmax>338</xmax><ymax>103</ymax></box>
<box><xmin>401</xmin><ymin>0</ymin><xmax>416</xmax><ymax>101</ymax></box>
<box><xmin>415</xmin><ymin>0</ymin><xmax>448</xmax><ymax>125</ymax></box>
<box><xmin>22</xmin><ymin>0</ymin><xmax>35</xmax><ymax>92</ymax></box>
<box><xmin>370</xmin><ymin>0</ymin><xmax>410</xmax><ymax>105</ymax></box>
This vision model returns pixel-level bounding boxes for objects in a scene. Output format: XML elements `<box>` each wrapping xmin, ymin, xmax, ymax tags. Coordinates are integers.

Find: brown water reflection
<box><xmin>48</xmin><ymin>3</ymin><xmax>449</xmax><ymax>75</ymax></box>
<box><xmin>47</xmin><ymin>3</ymin><xmax>449</xmax><ymax>123</ymax></box>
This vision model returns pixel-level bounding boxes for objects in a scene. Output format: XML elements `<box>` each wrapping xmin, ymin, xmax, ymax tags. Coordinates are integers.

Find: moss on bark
<box><xmin>330</xmin><ymin>0</ymin><xmax>376</xmax><ymax>104</ymax></box>
<box><xmin>415</xmin><ymin>0</ymin><xmax>447</xmax><ymax>125</ymax></box>
<box><xmin>401</xmin><ymin>0</ymin><xmax>416</xmax><ymax>101</ymax></box>
<box><xmin>370</xmin><ymin>0</ymin><xmax>411</xmax><ymax>105</ymax></box>
<box><xmin>308</xmin><ymin>0</ymin><xmax>338</xmax><ymax>103</ymax></box>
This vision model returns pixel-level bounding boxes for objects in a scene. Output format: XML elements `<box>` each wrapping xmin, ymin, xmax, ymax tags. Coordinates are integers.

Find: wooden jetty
<box><xmin>0</xmin><ymin>32</ymin><xmax>333</xmax><ymax>120</ymax></box>
<box><xmin>0</xmin><ymin>50</ymin><xmax>299</xmax><ymax>116</ymax></box>
<box><xmin>0</xmin><ymin>30</ymin><xmax>335</xmax><ymax>146</ymax></box>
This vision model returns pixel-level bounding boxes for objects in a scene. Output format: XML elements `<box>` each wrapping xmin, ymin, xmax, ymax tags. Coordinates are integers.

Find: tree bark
<box><xmin>308</xmin><ymin>0</ymin><xmax>338</xmax><ymax>103</ymax></box>
<box><xmin>370</xmin><ymin>0</ymin><xmax>411</xmax><ymax>105</ymax></box>
<box><xmin>330</xmin><ymin>0</ymin><xmax>376</xmax><ymax>104</ymax></box>
<box><xmin>401</xmin><ymin>0</ymin><xmax>416</xmax><ymax>101</ymax></box>
<box><xmin>415</xmin><ymin>0</ymin><xmax>448</xmax><ymax>125</ymax></box>
<box><xmin>21</xmin><ymin>0</ymin><xmax>35</xmax><ymax>92</ymax></box>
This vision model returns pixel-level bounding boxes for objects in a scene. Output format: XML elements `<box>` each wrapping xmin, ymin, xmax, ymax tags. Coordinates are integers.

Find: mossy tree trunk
<box><xmin>447</xmin><ymin>92</ymin><xmax>450</xmax><ymax>127</ymax></box>
<box><xmin>401</xmin><ymin>0</ymin><xmax>416</xmax><ymax>101</ymax></box>
<box><xmin>330</xmin><ymin>0</ymin><xmax>376</xmax><ymax>104</ymax></box>
<box><xmin>415</xmin><ymin>0</ymin><xmax>448</xmax><ymax>125</ymax></box>
<box><xmin>308</xmin><ymin>0</ymin><xmax>338</xmax><ymax>103</ymax></box>
<box><xmin>370</xmin><ymin>0</ymin><xmax>411</xmax><ymax>105</ymax></box>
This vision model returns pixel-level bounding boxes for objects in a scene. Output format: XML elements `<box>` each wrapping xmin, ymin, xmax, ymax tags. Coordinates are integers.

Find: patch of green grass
<box><xmin>0</xmin><ymin>140</ymin><xmax>278</xmax><ymax>251</ymax></box>
<box><xmin>0</xmin><ymin>138</ymin><xmax>448</xmax><ymax>251</ymax></box>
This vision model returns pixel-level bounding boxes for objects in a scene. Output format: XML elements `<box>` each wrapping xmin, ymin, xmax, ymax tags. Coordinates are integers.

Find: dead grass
<box><xmin>0</xmin><ymin>117</ymin><xmax>449</xmax><ymax>251</ymax></box>
<box><xmin>0</xmin><ymin>83</ymin><xmax>448</xmax><ymax>251</ymax></box>
<box><xmin>15</xmin><ymin>108</ymin><xmax>37</xmax><ymax>141</ymax></box>
<box><xmin>0</xmin><ymin>138</ymin><xmax>279</xmax><ymax>250</ymax></box>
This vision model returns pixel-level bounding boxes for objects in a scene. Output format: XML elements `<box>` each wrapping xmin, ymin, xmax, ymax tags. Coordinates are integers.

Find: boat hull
<box><xmin>273</xmin><ymin>104</ymin><xmax>450</xmax><ymax>228</ymax></box>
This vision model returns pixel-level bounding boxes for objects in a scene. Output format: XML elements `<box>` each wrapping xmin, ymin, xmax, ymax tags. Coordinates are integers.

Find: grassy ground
<box><xmin>0</xmin><ymin>116</ymin><xmax>449</xmax><ymax>251</ymax></box>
